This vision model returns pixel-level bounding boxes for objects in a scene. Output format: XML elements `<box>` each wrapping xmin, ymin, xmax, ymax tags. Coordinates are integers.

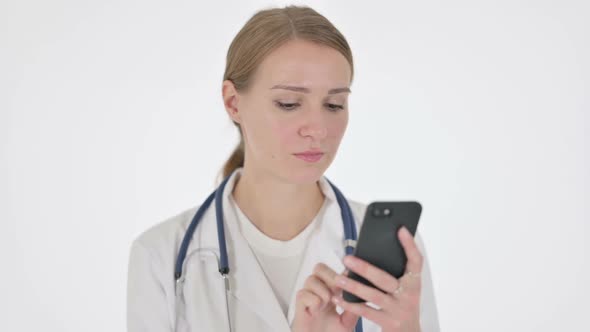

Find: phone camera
<box><xmin>372</xmin><ymin>207</ymin><xmax>391</xmax><ymax>217</ymax></box>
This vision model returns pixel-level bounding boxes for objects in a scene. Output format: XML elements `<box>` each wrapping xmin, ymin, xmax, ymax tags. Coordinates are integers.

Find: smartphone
<box><xmin>342</xmin><ymin>201</ymin><xmax>422</xmax><ymax>303</ymax></box>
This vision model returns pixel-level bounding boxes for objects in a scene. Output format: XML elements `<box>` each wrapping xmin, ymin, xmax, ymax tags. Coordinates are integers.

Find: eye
<box><xmin>326</xmin><ymin>103</ymin><xmax>344</xmax><ymax>112</ymax></box>
<box><xmin>275</xmin><ymin>101</ymin><xmax>345</xmax><ymax>112</ymax></box>
<box><xmin>275</xmin><ymin>101</ymin><xmax>300</xmax><ymax>111</ymax></box>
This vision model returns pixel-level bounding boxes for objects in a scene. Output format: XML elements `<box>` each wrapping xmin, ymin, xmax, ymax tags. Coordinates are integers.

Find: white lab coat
<box><xmin>127</xmin><ymin>170</ymin><xmax>440</xmax><ymax>332</ymax></box>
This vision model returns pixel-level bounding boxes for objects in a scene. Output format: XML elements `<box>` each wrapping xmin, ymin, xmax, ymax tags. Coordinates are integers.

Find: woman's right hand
<box><xmin>291</xmin><ymin>263</ymin><xmax>359</xmax><ymax>332</ymax></box>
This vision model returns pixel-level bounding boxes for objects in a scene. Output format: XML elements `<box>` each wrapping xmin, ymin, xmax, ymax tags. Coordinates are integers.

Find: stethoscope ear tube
<box><xmin>326</xmin><ymin>178</ymin><xmax>357</xmax><ymax>255</ymax></box>
<box><xmin>326</xmin><ymin>178</ymin><xmax>363</xmax><ymax>332</ymax></box>
<box><xmin>174</xmin><ymin>191</ymin><xmax>216</xmax><ymax>280</ymax></box>
<box><xmin>214</xmin><ymin>174</ymin><xmax>232</xmax><ymax>276</ymax></box>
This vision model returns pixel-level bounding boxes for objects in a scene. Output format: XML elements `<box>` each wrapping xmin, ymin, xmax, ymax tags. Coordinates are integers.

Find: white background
<box><xmin>1</xmin><ymin>0</ymin><xmax>588</xmax><ymax>331</ymax></box>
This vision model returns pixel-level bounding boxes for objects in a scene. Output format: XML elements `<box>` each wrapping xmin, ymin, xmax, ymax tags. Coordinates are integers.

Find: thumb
<box><xmin>295</xmin><ymin>289</ymin><xmax>321</xmax><ymax>318</ymax></box>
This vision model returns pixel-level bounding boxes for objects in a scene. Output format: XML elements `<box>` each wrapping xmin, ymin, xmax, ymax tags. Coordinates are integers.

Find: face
<box><xmin>222</xmin><ymin>39</ymin><xmax>352</xmax><ymax>184</ymax></box>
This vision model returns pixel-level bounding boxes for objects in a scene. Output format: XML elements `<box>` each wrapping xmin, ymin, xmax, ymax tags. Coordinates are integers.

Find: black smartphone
<box><xmin>342</xmin><ymin>201</ymin><xmax>422</xmax><ymax>303</ymax></box>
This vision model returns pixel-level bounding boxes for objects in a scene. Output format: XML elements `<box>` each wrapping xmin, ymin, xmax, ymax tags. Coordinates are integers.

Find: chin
<box><xmin>283</xmin><ymin>160</ymin><xmax>331</xmax><ymax>185</ymax></box>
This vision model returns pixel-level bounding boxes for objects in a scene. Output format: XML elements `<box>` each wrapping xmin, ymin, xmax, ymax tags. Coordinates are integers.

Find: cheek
<box><xmin>274</xmin><ymin>120</ymin><xmax>300</xmax><ymax>149</ymax></box>
<box><xmin>327</xmin><ymin>114</ymin><xmax>349</xmax><ymax>141</ymax></box>
<box><xmin>246</xmin><ymin>112</ymin><xmax>296</xmax><ymax>154</ymax></box>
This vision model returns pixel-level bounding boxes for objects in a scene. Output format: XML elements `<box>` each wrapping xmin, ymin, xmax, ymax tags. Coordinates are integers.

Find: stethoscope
<box><xmin>173</xmin><ymin>170</ymin><xmax>363</xmax><ymax>332</ymax></box>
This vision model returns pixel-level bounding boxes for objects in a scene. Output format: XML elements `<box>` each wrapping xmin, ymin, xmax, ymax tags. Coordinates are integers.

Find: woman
<box><xmin>127</xmin><ymin>5</ymin><xmax>440</xmax><ymax>332</ymax></box>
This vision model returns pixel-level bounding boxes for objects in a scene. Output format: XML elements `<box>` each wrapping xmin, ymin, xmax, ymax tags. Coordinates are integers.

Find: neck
<box><xmin>231</xmin><ymin>167</ymin><xmax>325</xmax><ymax>241</ymax></box>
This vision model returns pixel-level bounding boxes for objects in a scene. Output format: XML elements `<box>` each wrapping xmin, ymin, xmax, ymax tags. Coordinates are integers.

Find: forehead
<box><xmin>253</xmin><ymin>39</ymin><xmax>351</xmax><ymax>92</ymax></box>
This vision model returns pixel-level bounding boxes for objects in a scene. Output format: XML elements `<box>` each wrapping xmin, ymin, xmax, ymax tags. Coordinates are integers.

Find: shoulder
<box><xmin>129</xmin><ymin>206</ymin><xmax>199</xmax><ymax>264</ymax></box>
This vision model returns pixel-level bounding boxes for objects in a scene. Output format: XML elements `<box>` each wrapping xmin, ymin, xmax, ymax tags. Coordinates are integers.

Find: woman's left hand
<box><xmin>332</xmin><ymin>226</ymin><xmax>423</xmax><ymax>332</ymax></box>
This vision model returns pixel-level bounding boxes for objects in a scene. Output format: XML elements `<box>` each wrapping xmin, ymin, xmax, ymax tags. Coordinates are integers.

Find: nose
<box><xmin>299</xmin><ymin>109</ymin><xmax>328</xmax><ymax>140</ymax></box>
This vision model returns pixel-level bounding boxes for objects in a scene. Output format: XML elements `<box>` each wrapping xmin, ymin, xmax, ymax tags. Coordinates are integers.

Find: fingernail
<box><xmin>400</xmin><ymin>226</ymin><xmax>410</xmax><ymax>237</ymax></box>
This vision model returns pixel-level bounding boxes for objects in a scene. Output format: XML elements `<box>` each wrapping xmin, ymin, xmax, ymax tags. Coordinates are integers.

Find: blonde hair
<box><xmin>219</xmin><ymin>5</ymin><xmax>354</xmax><ymax>181</ymax></box>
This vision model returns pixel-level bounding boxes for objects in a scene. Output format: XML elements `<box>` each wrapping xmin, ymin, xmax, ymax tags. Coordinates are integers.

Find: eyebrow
<box><xmin>270</xmin><ymin>85</ymin><xmax>351</xmax><ymax>94</ymax></box>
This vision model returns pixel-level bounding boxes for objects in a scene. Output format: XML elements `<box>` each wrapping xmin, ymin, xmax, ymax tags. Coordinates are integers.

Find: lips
<box><xmin>293</xmin><ymin>151</ymin><xmax>324</xmax><ymax>163</ymax></box>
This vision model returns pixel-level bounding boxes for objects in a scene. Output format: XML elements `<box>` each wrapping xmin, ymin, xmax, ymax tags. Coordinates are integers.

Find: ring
<box><xmin>407</xmin><ymin>270</ymin><xmax>421</xmax><ymax>278</ymax></box>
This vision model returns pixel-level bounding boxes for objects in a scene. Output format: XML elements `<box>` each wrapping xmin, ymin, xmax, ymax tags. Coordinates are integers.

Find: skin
<box><xmin>222</xmin><ymin>38</ymin><xmax>350</xmax><ymax>241</ymax></box>
<box><xmin>221</xmin><ymin>39</ymin><xmax>423</xmax><ymax>331</ymax></box>
<box><xmin>292</xmin><ymin>227</ymin><xmax>424</xmax><ymax>332</ymax></box>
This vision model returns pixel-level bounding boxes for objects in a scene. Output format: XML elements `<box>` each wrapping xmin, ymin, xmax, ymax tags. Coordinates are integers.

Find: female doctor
<box><xmin>127</xmin><ymin>5</ymin><xmax>440</xmax><ymax>332</ymax></box>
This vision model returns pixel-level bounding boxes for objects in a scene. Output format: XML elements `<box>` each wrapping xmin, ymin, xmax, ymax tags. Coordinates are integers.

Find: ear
<box><xmin>222</xmin><ymin>80</ymin><xmax>241</xmax><ymax>124</ymax></box>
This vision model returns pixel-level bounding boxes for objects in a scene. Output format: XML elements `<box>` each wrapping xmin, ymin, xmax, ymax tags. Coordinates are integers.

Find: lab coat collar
<box><xmin>185</xmin><ymin>167</ymin><xmax>341</xmax><ymax>260</ymax></box>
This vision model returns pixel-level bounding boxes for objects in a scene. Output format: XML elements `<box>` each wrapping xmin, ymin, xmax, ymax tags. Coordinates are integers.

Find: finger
<box><xmin>398</xmin><ymin>226</ymin><xmax>424</xmax><ymax>276</ymax></box>
<box><xmin>342</xmin><ymin>255</ymin><xmax>399</xmax><ymax>294</ymax></box>
<box><xmin>332</xmin><ymin>295</ymin><xmax>389</xmax><ymax>327</ymax></box>
<box><xmin>296</xmin><ymin>289</ymin><xmax>323</xmax><ymax>316</ymax></box>
<box><xmin>334</xmin><ymin>274</ymin><xmax>394</xmax><ymax>308</ymax></box>
<box><xmin>340</xmin><ymin>310</ymin><xmax>360</xmax><ymax>330</ymax></box>
<box><xmin>304</xmin><ymin>275</ymin><xmax>333</xmax><ymax>310</ymax></box>
<box><xmin>313</xmin><ymin>263</ymin><xmax>340</xmax><ymax>293</ymax></box>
